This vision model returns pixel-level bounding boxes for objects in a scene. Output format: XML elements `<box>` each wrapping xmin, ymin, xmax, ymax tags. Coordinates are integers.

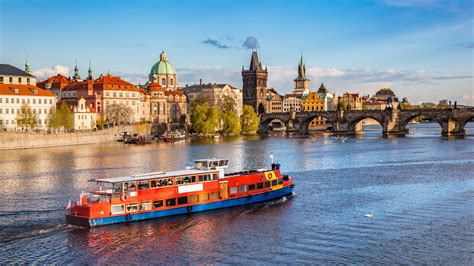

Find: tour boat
<box><xmin>66</xmin><ymin>159</ymin><xmax>294</xmax><ymax>227</ymax></box>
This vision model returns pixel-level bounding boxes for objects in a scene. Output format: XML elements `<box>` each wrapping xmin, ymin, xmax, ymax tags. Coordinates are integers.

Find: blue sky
<box><xmin>1</xmin><ymin>0</ymin><xmax>472</xmax><ymax>104</ymax></box>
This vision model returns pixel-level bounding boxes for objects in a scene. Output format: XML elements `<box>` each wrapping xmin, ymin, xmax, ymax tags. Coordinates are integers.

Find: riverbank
<box><xmin>0</xmin><ymin>125</ymin><xmax>144</xmax><ymax>150</ymax></box>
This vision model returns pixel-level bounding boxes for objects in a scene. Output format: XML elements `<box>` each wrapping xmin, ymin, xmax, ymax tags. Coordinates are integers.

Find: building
<box><xmin>293</xmin><ymin>55</ymin><xmax>310</xmax><ymax>95</ymax></box>
<box><xmin>0</xmin><ymin>64</ymin><xmax>56</xmax><ymax>131</ymax></box>
<box><xmin>73</xmin><ymin>98</ymin><xmax>97</xmax><ymax>130</ymax></box>
<box><xmin>301</xmin><ymin>91</ymin><xmax>326</xmax><ymax>129</ymax></box>
<box><xmin>242</xmin><ymin>51</ymin><xmax>268</xmax><ymax>115</ymax></box>
<box><xmin>37</xmin><ymin>74</ymin><xmax>71</xmax><ymax>100</ymax></box>
<box><xmin>339</xmin><ymin>92</ymin><xmax>363</xmax><ymax>110</ymax></box>
<box><xmin>184</xmin><ymin>81</ymin><xmax>243</xmax><ymax>116</ymax></box>
<box><xmin>148</xmin><ymin>51</ymin><xmax>178</xmax><ymax>91</ymax></box>
<box><xmin>165</xmin><ymin>90</ymin><xmax>188</xmax><ymax>123</ymax></box>
<box><xmin>283</xmin><ymin>93</ymin><xmax>302</xmax><ymax>112</ymax></box>
<box><xmin>316</xmin><ymin>83</ymin><xmax>336</xmax><ymax>111</ymax></box>
<box><xmin>372</xmin><ymin>88</ymin><xmax>398</xmax><ymax>102</ymax></box>
<box><xmin>266</xmin><ymin>88</ymin><xmax>283</xmax><ymax>113</ymax></box>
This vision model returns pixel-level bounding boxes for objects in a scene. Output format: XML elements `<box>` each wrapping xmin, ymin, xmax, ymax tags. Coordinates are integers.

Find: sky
<box><xmin>0</xmin><ymin>0</ymin><xmax>473</xmax><ymax>104</ymax></box>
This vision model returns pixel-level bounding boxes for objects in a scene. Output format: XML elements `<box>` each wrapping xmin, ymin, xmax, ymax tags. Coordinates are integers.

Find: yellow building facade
<box><xmin>301</xmin><ymin>92</ymin><xmax>326</xmax><ymax>129</ymax></box>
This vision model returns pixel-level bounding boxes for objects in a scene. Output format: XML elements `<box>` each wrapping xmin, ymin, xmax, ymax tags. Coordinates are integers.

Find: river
<box><xmin>0</xmin><ymin>123</ymin><xmax>473</xmax><ymax>264</ymax></box>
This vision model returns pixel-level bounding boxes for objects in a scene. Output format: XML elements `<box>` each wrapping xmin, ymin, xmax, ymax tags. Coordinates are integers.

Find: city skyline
<box><xmin>1</xmin><ymin>0</ymin><xmax>472</xmax><ymax>104</ymax></box>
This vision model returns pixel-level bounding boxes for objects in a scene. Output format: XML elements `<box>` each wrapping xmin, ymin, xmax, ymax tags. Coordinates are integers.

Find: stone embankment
<box><xmin>0</xmin><ymin>125</ymin><xmax>147</xmax><ymax>150</ymax></box>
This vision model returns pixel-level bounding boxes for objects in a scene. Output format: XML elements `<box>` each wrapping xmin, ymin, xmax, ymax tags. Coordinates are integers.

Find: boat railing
<box><xmin>224</xmin><ymin>169</ymin><xmax>260</xmax><ymax>177</ymax></box>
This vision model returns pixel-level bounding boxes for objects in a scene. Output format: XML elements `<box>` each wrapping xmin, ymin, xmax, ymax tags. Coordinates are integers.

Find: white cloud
<box><xmin>33</xmin><ymin>65</ymin><xmax>69</xmax><ymax>80</ymax></box>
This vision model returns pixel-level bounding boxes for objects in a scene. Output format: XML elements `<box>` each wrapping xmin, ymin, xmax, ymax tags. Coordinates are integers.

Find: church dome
<box><xmin>150</xmin><ymin>51</ymin><xmax>176</xmax><ymax>76</ymax></box>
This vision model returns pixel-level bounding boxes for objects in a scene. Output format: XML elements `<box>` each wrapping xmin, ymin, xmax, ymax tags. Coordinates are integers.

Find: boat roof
<box><xmin>91</xmin><ymin>168</ymin><xmax>216</xmax><ymax>183</ymax></box>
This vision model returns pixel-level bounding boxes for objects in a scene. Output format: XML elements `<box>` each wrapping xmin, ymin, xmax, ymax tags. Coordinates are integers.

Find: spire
<box><xmin>296</xmin><ymin>54</ymin><xmax>307</xmax><ymax>80</ymax></box>
<box><xmin>24</xmin><ymin>52</ymin><xmax>31</xmax><ymax>74</ymax></box>
<box><xmin>318</xmin><ymin>82</ymin><xmax>328</xmax><ymax>94</ymax></box>
<box><xmin>160</xmin><ymin>50</ymin><xmax>167</xmax><ymax>61</ymax></box>
<box><xmin>249</xmin><ymin>51</ymin><xmax>263</xmax><ymax>71</ymax></box>
<box><xmin>73</xmin><ymin>59</ymin><xmax>81</xmax><ymax>80</ymax></box>
<box><xmin>88</xmin><ymin>60</ymin><xmax>93</xmax><ymax>80</ymax></box>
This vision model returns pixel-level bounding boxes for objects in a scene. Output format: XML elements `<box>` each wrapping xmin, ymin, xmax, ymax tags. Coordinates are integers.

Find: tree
<box><xmin>106</xmin><ymin>103</ymin><xmax>133</xmax><ymax>125</ymax></box>
<box><xmin>16</xmin><ymin>103</ymin><xmax>37</xmax><ymax>131</ymax></box>
<box><xmin>57</xmin><ymin>102</ymin><xmax>74</xmax><ymax>130</ymax></box>
<box><xmin>96</xmin><ymin>117</ymin><xmax>107</xmax><ymax>129</ymax></box>
<box><xmin>241</xmin><ymin>105</ymin><xmax>260</xmax><ymax>134</ymax></box>
<box><xmin>221</xmin><ymin>95</ymin><xmax>241</xmax><ymax>135</ymax></box>
<box><xmin>190</xmin><ymin>101</ymin><xmax>220</xmax><ymax>135</ymax></box>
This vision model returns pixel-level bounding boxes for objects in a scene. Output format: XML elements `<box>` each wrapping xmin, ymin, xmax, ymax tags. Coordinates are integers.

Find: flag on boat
<box><xmin>66</xmin><ymin>198</ymin><xmax>77</xmax><ymax>210</ymax></box>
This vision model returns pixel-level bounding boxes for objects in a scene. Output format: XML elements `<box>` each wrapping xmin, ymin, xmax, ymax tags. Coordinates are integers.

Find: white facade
<box><xmin>73</xmin><ymin>98</ymin><xmax>97</xmax><ymax>130</ymax></box>
<box><xmin>283</xmin><ymin>94</ymin><xmax>302</xmax><ymax>112</ymax></box>
<box><xmin>0</xmin><ymin>92</ymin><xmax>56</xmax><ymax>131</ymax></box>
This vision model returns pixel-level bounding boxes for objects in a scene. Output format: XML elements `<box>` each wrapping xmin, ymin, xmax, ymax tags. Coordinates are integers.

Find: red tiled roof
<box><xmin>0</xmin><ymin>84</ymin><xmax>56</xmax><ymax>97</ymax></box>
<box><xmin>165</xmin><ymin>90</ymin><xmax>184</xmax><ymax>96</ymax></box>
<box><xmin>148</xmin><ymin>82</ymin><xmax>162</xmax><ymax>91</ymax></box>
<box><xmin>37</xmin><ymin>74</ymin><xmax>71</xmax><ymax>89</ymax></box>
<box><xmin>285</xmin><ymin>93</ymin><xmax>302</xmax><ymax>98</ymax></box>
<box><xmin>93</xmin><ymin>74</ymin><xmax>139</xmax><ymax>91</ymax></box>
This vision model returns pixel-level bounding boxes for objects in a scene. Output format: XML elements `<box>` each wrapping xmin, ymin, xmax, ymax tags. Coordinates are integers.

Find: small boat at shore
<box><xmin>163</xmin><ymin>131</ymin><xmax>186</xmax><ymax>142</ymax></box>
<box><xmin>66</xmin><ymin>158</ymin><xmax>294</xmax><ymax>227</ymax></box>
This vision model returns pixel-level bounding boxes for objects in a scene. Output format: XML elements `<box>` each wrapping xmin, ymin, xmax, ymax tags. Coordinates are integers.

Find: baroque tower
<box><xmin>242</xmin><ymin>51</ymin><xmax>268</xmax><ymax>114</ymax></box>
<box><xmin>293</xmin><ymin>54</ymin><xmax>310</xmax><ymax>95</ymax></box>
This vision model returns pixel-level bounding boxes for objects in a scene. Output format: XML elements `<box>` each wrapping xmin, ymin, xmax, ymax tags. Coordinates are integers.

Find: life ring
<box><xmin>120</xmin><ymin>193</ymin><xmax>128</xmax><ymax>202</ymax></box>
<box><xmin>187</xmin><ymin>206</ymin><xmax>193</xmax><ymax>212</ymax></box>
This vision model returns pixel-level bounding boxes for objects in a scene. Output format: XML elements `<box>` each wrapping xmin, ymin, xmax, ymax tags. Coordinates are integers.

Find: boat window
<box><xmin>210</xmin><ymin>191</ymin><xmax>219</xmax><ymax>200</ymax></box>
<box><xmin>153</xmin><ymin>200</ymin><xmax>163</xmax><ymax>209</ymax></box>
<box><xmin>189</xmin><ymin>195</ymin><xmax>199</xmax><ymax>203</ymax></box>
<box><xmin>113</xmin><ymin>183</ymin><xmax>123</xmax><ymax>193</ymax></box>
<box><xmin>176</xmin><ymin>176</ymin><xmax>196</xmax><ymax>185</ymax></box>
<box><xmin>199</xmin><ymin>174</ymin><xmax>215</xmax><ymax>182</ymax></box>
<box><xmin>249</xmin><ymin>184</ymin><xmax>256</xmax><ymax>191</ymax></box>
<box><xmin>219</xmin><ymin>160</ymin><xmax>226</xmax><ymax>166</ymax></box>
<box><xmin>283</xmin><ymin>175</ymin><xmax>289</xmax><ymax>181</ymax></box>
<box><xmin>150</xmin><ymin>180</ymin><xmax>157</xmax><ymax>188</ymax></box>
<box><xmin>203</xmin><ymin>161</ymin><xmax>209</xmax><ymax>168</ymax></box>
<box><xmin>211</xmin><ymin>161</ymin><xmax>219</xmax><ymax>167</ymax></box>
<box><xmin>138</xmin><ymin>181</ymin><xmax>150</xmax><ymax>190</ymax></box>
<box><xmin>199</xmin><ymin>193</ymin><xmax>209</xmax><ymax>202</ymax></box>
<box><xmin>257</xmin><ymin>183</ymin><xmax>264</xmax><ymax>189</ymax></box>
<box><xmin>230</xmin><ymin>186</ymin><xmax>238</xmax><ymax>194</ymax></box>
<box><xmin>155</xmin><ymin>178</ymin><xmax>174</xmax><ymax>187</ymax></box>
<box><xmin>271</xmin><ymin>180</ymin><xmax>278</xmax><ymax>187</ymax></box>
<box><xmin>195</xmin><ymin>161</ymin><xmax>203</xmax><ymax>168</ymax></box>
<box><xmin>265</xmin><ymin>181</ymin><xmax>271</xmax><ymax>188</ymax></box>
<box><xmin>278</xmin><ymin>178</ymin><xmax>283</xmax><ymax>185</ymax></box>
<box><xmin>239</xmin><ymin>185</ymin><xmax>247</xmax><ymax>193</ymax></box>
<box><xmin>166</xmin><ymin>198</ymin><xmax>176</xmax><ymax>207</ymax></box>
<box><xmin>178</xmin><ymin>196</ymin><xmax>188</xmax><ymax>205</ymax></box>
<box><xmin>111</xmin><ymin>204</ymin><xmax>125</xmax><ymax>214</ymax></box>
<box><xmin>126</xmin><ymin>203</ymin><xmax>138</xmax><ymax>213</ymax></box>
<box><xmin>140</xmin><ymin>201</ymin><xmax>152</xmax><ymax>211</ymax></box>
<box><xmin>123</xmin><ymin>182</ymin><xmax>137</xmax><ymax>191</ymax></box>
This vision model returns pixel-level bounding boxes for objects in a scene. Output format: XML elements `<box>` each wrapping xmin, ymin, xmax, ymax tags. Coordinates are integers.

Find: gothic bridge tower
<box><xmin>242</xmin><ymin>51</ymin><xmax>268</xmax><ymax>115</ymax></box>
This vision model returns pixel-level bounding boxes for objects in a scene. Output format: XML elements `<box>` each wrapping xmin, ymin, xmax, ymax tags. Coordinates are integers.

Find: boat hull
<box><xmin>66</xmin><ymin>185</ymin><xmax>293</xmax><ymax>227</ymax></box>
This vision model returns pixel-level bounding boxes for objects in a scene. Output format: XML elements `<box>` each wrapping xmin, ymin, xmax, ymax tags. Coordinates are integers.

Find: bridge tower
<box><xmin>242</xmin><ymin>51</ymin><xmax>268</xmax><ymax>115</ymax></box>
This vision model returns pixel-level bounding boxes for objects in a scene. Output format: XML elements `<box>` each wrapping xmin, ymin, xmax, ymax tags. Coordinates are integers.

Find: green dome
<box><xmin>150</xmin><ymin>51</ymin><xmax>176</xmax><ymax>75</ymax></box>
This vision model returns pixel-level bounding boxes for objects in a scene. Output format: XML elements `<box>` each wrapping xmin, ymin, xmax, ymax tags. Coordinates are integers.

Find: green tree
<box><xmin>47</xmin><ymin>102</ymin><xmax>74</xmax><ymax>131</ymax></box>
<box><xmin>16</xmin><ymin>103</ymin><xmax>37</xmax><ymax>131</ymax></box>
<box><xmin>241</xmin><ymin>105</ymin><xmax>260</xmax><ymax>134</ymax></box>
<box><xmin>190</xmin><ymin>101</ymin><xmax>221</xmax><ymax>135</ymax></box>
<box><xmin>96</xmin><ymin>117</ymin><xmax>107</xmax><ymax>129</ymax></box>
<box><xmin>221</xmin><ymin>95</ymin><xmax>241</xmax><ymax>135</ymax></box>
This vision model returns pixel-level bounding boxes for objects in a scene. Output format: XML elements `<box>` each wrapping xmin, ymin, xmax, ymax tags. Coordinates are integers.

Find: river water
<box><xmin>0</xmin><ymin>124</ymin><xmax>473</xmax><ymax>264</ymax></box>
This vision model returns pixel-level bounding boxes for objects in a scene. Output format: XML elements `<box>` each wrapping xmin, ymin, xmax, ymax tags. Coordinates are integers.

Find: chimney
<box><xmin>199</xmin><ymin>79</ymin><xmax>202</xmax><ymax>85</ymax></box>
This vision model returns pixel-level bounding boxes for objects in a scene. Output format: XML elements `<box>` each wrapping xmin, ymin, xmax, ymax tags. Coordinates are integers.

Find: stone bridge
<box><xmin>259</xmin><ymin>108</ymin><xmax>474</xmax><ymax>136</ymax></box>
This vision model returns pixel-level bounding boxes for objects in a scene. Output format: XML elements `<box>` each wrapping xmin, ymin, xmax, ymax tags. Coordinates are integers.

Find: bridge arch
<box><xmin>299</xmin><ymin>113</ymin><xmax>337</xmax><ymax>134</ymax></box>
<box><xmin>260</xmin><ymin>117</ymin><xmax>287</xmax><ymax>134</ymax></box>
<box><xmin>347</xmin><ymin>115</ymin><xmax>384</xmax><ymax>132</ymax></box>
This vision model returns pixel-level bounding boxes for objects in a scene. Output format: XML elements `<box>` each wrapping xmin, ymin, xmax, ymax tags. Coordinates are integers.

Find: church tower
<box><xmin>293</xmin><ymin>55</ymin><xmax>310</xmax><ymax>95</ymax></box>
<box><xmin>242</xmin><ymin>51</ymin><xmax>268</xmax><ymax>114</ymax></box>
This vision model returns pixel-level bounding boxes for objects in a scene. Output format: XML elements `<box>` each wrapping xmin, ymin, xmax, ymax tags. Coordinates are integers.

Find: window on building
<box><xmin>5</xmin><ymin>98</ymin><xmax>8</xmax><ymax>104</ymax></box>
<box><xmin>33</xmin><ymin>99</ymin><xmax>36</xmax><ymax>104</ymax></box>
<box><xmin>113</xmin><ymin>92</ymin><xmax>116</xmax><ymax>97</ymax></box>
<box><xmin>16</xmin><ymin>98</ymin><xmax>19</xmax><ymax>104</ymax></box>
<box><xmin>161</xmin><ymin>78</ymin><xmax>166</xmax><ymax>86</ymax></box>
<box><xmin>170</xmin><ymin>79</ymin><xmax>173</xmax><ymax>85</ymax></box>
<box><xmin>0</xmin><ymin>109</ymin><xmax>2</xmax><ymax>114</ymax></box>
<box><xmin>153</xmin><ymin>200</ymin><xmax>163</xmax><ymax>209</ymax></box>
<box><xmin>18</xmin><ymin>77</ymin><xmax>22</xmax><ymax>83</ymax></box>
<box><xmin>166</xmin><ymin>198</ymin><xmax>176</xmax><ymax>207</ymax></box>
<box><xmin>0</xmin><ymin>98</ymin><xmax>2</xmax><ymax>103</ymax></box>
<box><xmin>27</xmin><ymin>78</ymin><xmax>30</xmax><ymax>84</ymax></box>
<box><xmin>9</xmin><ymin>77</ymin><xmax>12</xmax><ymax>83</ymax></box>
<box><xmin>119</xmin><ymin>93</ymin><xmax>123</xmax><ymax>97</ymax></box>
<box><xmin>177</xmin><ymin>196</ymin><xmax>188</xmax><ymax>205</ymax></box>
<box><xmin>0</xmin><ymin>77</ymin><xmax>3</xmax><ymax>83</ymax></box>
